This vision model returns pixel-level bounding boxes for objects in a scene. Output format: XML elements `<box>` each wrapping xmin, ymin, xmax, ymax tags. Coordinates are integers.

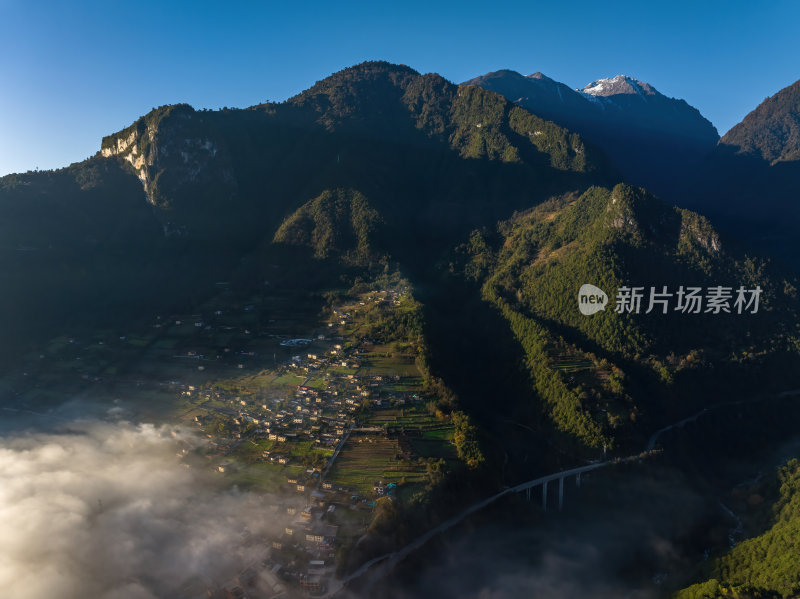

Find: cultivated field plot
<box><xmin>326</xmin><ymin>433</ymin><xmax>427</xmax><ymax>495</ymax></box>
<box><xmin>364</xmin><ymin>406</ymin><xmax>457</xmax><ymax>460</ymax></box>
<box><xmin>356</xmin><ymin>347</ymin><xmax>421</xmax><ymax>378</ymax></box>
<box><xmin>227</xmin><ymin>462</ymin><xmax>307</xmax><ymax>493</ymax></box>
<box><xmin>364</xmin><ymin>406</ymin><xmax>450</xmax><ymax>434</ymax></box>
<box><xmin>549</xmin><ymin>351</ymin><xmax>611</xmax><ymax>387</ymax></box>
<box><xmin>550</xmin><ymin>354</ymin><xmax>594</xmax><ymax>373</ymax></box>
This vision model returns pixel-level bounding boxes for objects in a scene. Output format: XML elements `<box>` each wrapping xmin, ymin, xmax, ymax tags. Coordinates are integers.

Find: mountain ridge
<box><xmin>1</xmin><ymin>61</ymin><xmax>797</xmax><ymax>455</ymax></box>
<box><xmin>0</xmin><ymin>60</ymin><xmax>616</xmax><ymax>365</ymax></box>
<box><xmin>464</xmin><ymin>68</ymin><xmax>719</xmax><ymax>199</ymax></box>
<box><xmin>718</xmin><ymin>78</ymin><xmax>800</xmax><ymax>164</ymax></box>
<box><xmin>684</xmin><ymin>76</ymin><xmax>800</xmax><ymax>264</ymax></box>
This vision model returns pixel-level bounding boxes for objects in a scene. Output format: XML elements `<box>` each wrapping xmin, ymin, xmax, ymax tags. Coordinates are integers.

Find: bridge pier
<box><xmin>525</xmin><ymin>487</ymin><xmax>530</xmax><ymax>501</ymax></box>
<box><xmin>576</xmin><ymin>472</ymin><xmax>581</xmax><ymax>488</ymax></box>
<box><xmin>558</xmin><ymin>476</ymin><xmax>564</xmax><ymax>512</ymax></box>
<box><xmin>542</xmin><ymin>480</ymin><xmax>548</xmax><ymax>511</ymax></box>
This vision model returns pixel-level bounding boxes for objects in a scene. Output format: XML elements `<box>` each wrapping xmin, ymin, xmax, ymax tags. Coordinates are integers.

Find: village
<box><xmin>178</xmin><ymin>288</ymin><xmax>456</xmax><ymax>597</ymax></box>
<box><xmin>3</xmin><ymin>284</ymin><xmax>455</xmax><ymax>598</ymax></box>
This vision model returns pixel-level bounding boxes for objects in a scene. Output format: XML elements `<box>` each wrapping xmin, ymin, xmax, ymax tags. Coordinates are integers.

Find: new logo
<box><xmin>578</xmin><ymin>284</ymin><xmax>608</xmax><ymax>316</ymax></box>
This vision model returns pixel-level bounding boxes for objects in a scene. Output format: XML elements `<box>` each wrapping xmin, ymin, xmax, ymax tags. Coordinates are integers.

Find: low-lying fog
<box><xmin>3</xmin><ymin>398</ymin><xmax>798</xmax><ymax>599</ymax></box>
<box><xmin>0</xmin><ymin>411</ymin><xmax>290</xmax><ymax>599</ymax></box>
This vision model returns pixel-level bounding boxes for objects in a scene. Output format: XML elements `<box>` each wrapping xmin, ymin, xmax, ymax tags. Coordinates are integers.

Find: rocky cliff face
<box><xmin>100</xmin><ymin>104</ymin><xmax>236</xmax><ymax>211</ymax></box>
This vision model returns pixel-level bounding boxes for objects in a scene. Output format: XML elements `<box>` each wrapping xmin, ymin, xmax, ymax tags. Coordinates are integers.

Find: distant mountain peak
<box><xmin>466</xmin><ymin>68</ymin><xmax>718</xmax><ymax>199</ymax></box>
<box><xmin>486</xmin><ymin>68</ymin><xmax>524</xmax><ymax>78</ymax></box>
<box><xmin>581</xmin><ymin>75</ymin><xmax>657</xmax><ymax>98</ymax></box>
<box><xmin>527</xmin><ymin>72</ymin><xmax>555</xmax><ymax>82</ymax></box>
<box><xmin>719</xmin><ymin>78</ymin><xmax>800</xmax><ymax>164</ymax></box>
<box><xmin>465</xmin><ymin>69</ymin><xmax>560</xmax><ymax>86</ymax></box>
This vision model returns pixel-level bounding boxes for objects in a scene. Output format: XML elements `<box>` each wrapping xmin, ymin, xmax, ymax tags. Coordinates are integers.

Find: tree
<box><xmin>451</xmin><ymin>411</ymin><xmax>485</xmax><ymax>469</ymax></box>
<box><xmin>425</xmin><ymin>458</ymin><xmax>447</xmax><ymax>488</ymax></box>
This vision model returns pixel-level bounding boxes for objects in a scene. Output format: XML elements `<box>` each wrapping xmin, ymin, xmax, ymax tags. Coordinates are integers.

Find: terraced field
<box><xmin>364</xmin><ymin>406</ymin><xmax>452</xmax><ymax>436</ymax></box>
<box><xmin>326</xmin><ymin>434</ymin><xmax>427</xmax><ymax>496</ymax></box>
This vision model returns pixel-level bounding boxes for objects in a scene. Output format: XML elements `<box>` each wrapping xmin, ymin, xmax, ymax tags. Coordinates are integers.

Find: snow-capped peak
<box><xmin>580</xmin><ymin>75</ymin><xmax>657</xmax><ymax>98</ymax></box>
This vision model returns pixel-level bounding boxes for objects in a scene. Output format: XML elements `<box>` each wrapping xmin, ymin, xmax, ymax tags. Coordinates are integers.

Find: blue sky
<box><xmin>1</xmin><ymin>0</ymin><xmax>798</xmax><ymax>176</ymax></box>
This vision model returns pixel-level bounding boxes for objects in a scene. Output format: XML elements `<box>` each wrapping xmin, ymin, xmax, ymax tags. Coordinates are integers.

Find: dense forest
<box><xmin>454</xmin><ymin>183</ymin><xmax>800</xmax><ymax>453</ymax></box>
<box><xmin>677</xmin><ymin>459</ymin><xmax>800</xmax><ymax>598</ymax></box>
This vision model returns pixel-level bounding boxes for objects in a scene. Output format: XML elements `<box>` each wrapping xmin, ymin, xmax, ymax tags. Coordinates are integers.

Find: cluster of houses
<box><xmin>188</xmin><ymin>336</ymin><xmax>414</xmax><ymax>488</ymax></box>
<box><xmin>171</xmin><ymin>288</ymin><xmax>423</xmax><ymax>596</ymax></box>
<box><xmin>265</xmin><ymin>496</ymin><xmax>344</xmax><ymax>596</ymax></box>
